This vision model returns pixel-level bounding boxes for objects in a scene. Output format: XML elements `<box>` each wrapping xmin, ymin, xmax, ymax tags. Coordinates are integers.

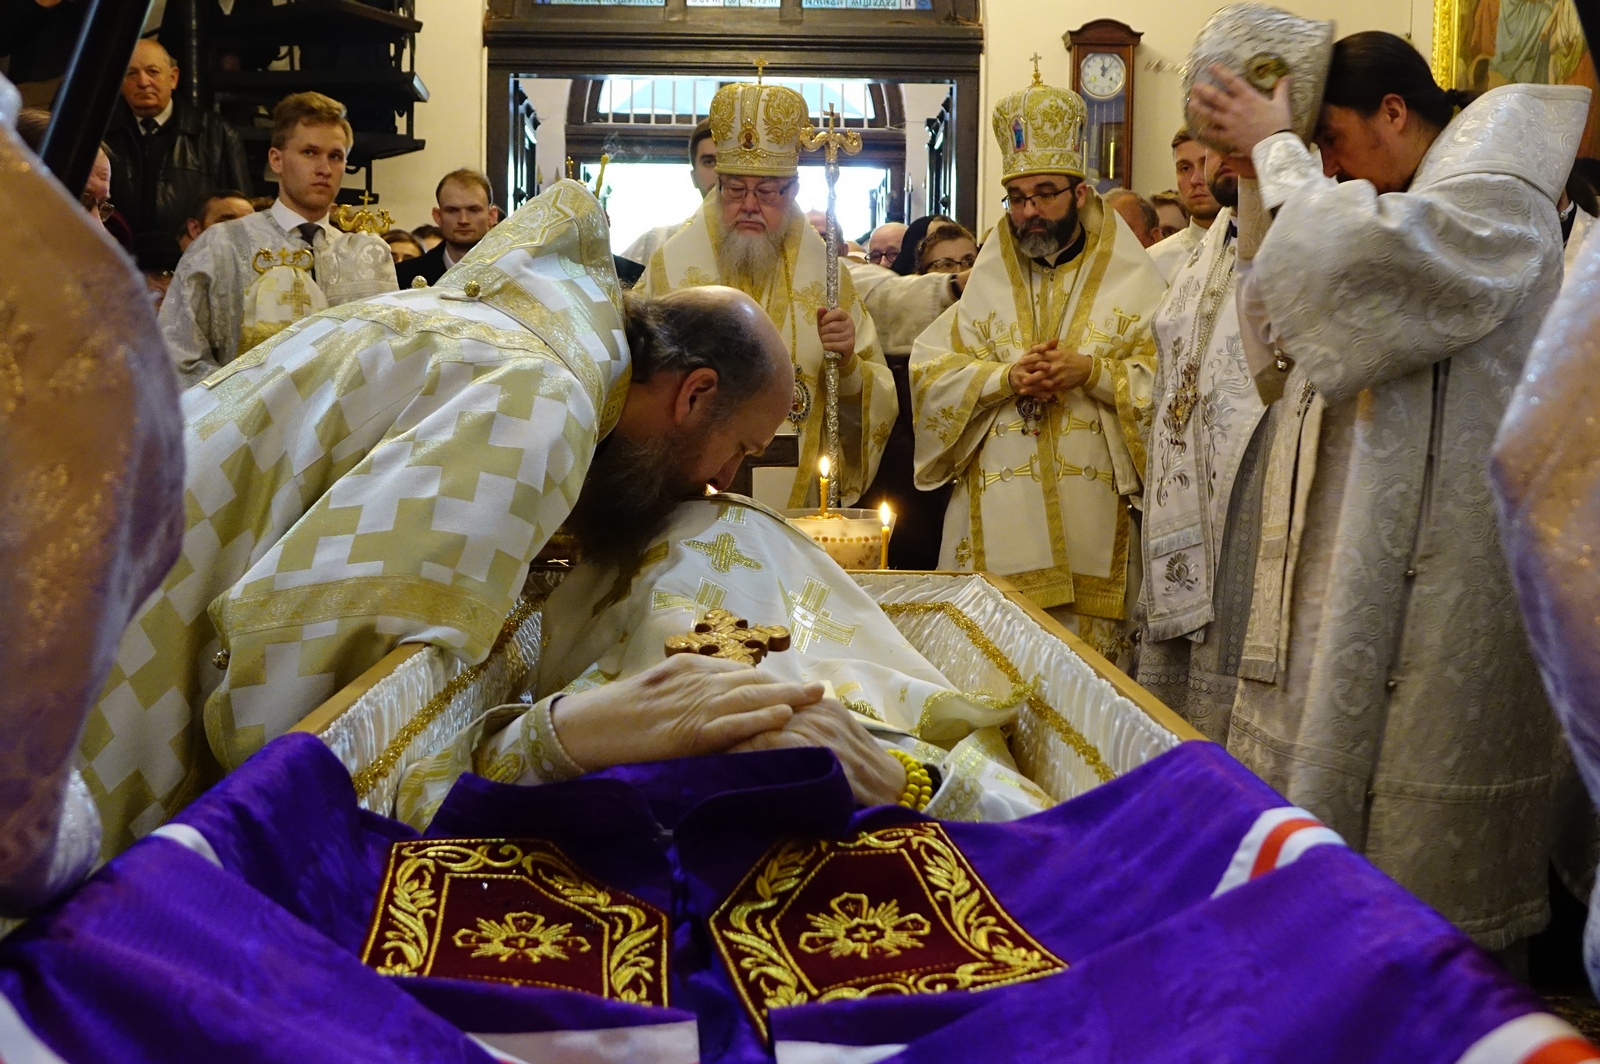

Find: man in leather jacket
<box><xmin>105</xmin><ymin>39</ymin><xmax>253</xmax><ymax>273</ymax></box>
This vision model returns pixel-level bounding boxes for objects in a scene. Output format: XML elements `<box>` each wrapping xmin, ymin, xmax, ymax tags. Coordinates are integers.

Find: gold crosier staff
<box><xmin>800</xmin><ymin>104</ymin><xmax>861</xmax><ymax>510</ymax></box>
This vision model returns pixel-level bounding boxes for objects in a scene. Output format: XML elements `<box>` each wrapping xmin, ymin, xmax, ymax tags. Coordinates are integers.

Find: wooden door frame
<box><xmin>482</xmin><ymin>0</ymin><xmax>983</xmax><ymax>228</ymax></box>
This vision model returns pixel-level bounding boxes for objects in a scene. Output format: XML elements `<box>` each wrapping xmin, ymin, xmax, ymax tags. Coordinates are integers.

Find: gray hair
<box><xmin>622</xmin><ymin>294</ymin><xmax>777</xmax><ymax>414</ymax></box>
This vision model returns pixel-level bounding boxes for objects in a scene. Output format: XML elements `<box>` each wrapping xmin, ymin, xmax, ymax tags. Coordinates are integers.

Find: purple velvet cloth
<box><xmin>0</xmin><ymin>733</ymin><xmax>1560</xmax><ymax>1063</ymax></box>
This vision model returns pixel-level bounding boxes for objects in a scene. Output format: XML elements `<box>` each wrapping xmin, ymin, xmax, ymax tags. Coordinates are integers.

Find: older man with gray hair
<box><xmin>641</xmin><ymin>72</ymin><xmax>895</xmax><ymax>508</ymax></box>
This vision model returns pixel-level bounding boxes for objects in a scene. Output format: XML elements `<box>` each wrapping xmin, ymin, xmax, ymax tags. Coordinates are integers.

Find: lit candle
<box><xmin>818</xmin><ymin>455</ymin><xmax>831</xmax><ymax>517</ymax></box>
<box><xmin>879</xmin><ymin>501</ymin><xmax>892</xmax><ymax>569</ymax></box>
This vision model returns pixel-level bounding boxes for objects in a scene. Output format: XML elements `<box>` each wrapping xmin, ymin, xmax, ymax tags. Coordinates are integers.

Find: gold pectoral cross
<box><xmin>666</xmin><ymin>608</ymin><xmax>792</xmax><ymax>666</ymax></box>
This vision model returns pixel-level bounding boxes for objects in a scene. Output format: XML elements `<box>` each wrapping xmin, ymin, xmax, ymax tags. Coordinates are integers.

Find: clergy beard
<box><xmin>565</xmin><ymin>430</ymin><xmax>706</xmax><ymax>567</ymax></box>
<box><xmin>1207</xmin><ymin>173</ymin><xmax>1239</xmax><ymax>209</ymax></box>
<box><xmin>1010</xmin><ymin>203</ymin><xmax>1080</xmax><ymax>260</ymax></box>
<box><xmin>713</xmin><ymin>204</ymin><xmax>795</xmax><ymax>291</ymax></box>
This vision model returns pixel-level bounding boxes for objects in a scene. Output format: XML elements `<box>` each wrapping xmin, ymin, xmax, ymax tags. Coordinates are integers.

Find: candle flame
<box><xmin>879</xmin><ymin>501</ymin><xmax>892</xmax><ymax>526</ymax></box>
<box><xmin>818</xmin><ymin>455</ymin><xmax>830</xmax><ymax>477</ymax></box>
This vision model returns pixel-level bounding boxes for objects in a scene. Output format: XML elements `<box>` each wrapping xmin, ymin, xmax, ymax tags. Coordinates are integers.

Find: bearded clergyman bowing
<box><xmin>641</xmin><ymin>73</ymin><xmax>897</xmax><ymax>508</ymax></box>
<box><xmin>910</xmin><ymin>67</ymin><xmax>1167</xmax><ymax>666</ymax></box>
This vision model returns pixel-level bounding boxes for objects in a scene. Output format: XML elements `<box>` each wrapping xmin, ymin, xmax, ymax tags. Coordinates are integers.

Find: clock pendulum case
<box><xmin>1064</xmin><ymin>19</ymin><xmax>1142</xmax><ymax>191</ymax></box>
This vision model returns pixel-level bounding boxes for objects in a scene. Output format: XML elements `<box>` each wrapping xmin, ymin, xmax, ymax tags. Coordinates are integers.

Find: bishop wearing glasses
<box><xmin>910</xmin><ymin>69</ymin><xmax>1166</xmax><ymax>667</ymax></box>
<box><xmin>641</xmin><ymin>74</ymin><xmax>896</xmax><ymax>508</ymax></box>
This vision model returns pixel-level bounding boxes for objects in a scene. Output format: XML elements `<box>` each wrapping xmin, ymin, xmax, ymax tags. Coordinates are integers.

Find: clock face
<box><xmin>1080</xmin><ymin>52</ymin><xmax>1127</xmax><ymax>100</ymax></box>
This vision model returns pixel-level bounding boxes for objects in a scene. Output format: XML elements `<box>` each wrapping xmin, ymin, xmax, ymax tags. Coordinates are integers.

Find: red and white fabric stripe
<box><xmin>1456</xmin><ymin>1013</ymin><xmax>1600</xmax><ymax>1064</ymax></box>
<box><xmin>1213</xmin><ymin>805</ymin><xmax>1346</xmax><ymax>897</ymax></box>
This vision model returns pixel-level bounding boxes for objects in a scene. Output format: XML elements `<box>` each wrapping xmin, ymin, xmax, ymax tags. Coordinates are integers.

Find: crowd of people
<box><xmin>12</xmin><ymin>22</ymin><xmax>1600</xmax><ymax>979</ymax></box>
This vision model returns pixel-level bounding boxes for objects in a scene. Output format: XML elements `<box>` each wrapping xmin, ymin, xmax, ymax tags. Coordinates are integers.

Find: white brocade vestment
<box><xmin>159</xmin><ymin>202</ymin><xmax>399</xmax><ymax>387</ymax></box>
<box><xmin>394</xmin><ymin>496</ymin><xmax>1054</xmax><ymax>829</ymax></box>
<box><xmin>846</xmin><ymin>261</ymin><xmax>958</xmax><ymax>357</ymax></box>
<box><xmin>87</xmin><ymin>182</ymin><xmax>630</xmax><ymax>860</ymax></box>
<box><xmin>1138</xmin><ymin>209</ymin><xmax>1269</xmax><ymax>740</ymax></box>
<box><xmin>1230</xmin><ymin>84</ymin><xmax>1591</xmax><ymax>950</ymax></box>
<box><xmin>1147</xmin><ymin>219</ymin><xmax>1205</xmax><ymax>285</ymax></box>
<box><xmin>640</xmin><ymin>200</ymin><xmax>897</xmax><ymax>508</ymax></box>
<box><xmin>908</xmin><ymin>194</ymin><xmax>1165</xmax><ymax>658</ymax></box>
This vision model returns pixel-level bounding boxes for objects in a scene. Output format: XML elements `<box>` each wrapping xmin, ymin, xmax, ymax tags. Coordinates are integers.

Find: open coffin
<box><xmin>290</xmin><ymin>568</ymin><xmax>1203</xmax><ymax>817</ymax></box>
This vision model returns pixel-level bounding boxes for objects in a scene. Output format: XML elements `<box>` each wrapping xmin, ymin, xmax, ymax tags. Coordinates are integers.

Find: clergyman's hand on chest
<box><xmin>1008</xmin><ymin>339</ymin><xmax>1094</xmax><ymax>400</ymax></box>
<box><xmin>729</xmin><ymin>697</ymin><xmax>907</xmax><ymax>806</ymax></box>
<box><xmin>552</xmin><ymin>654</ymin><xmax>825</xmax><ymax>771</ymax></box>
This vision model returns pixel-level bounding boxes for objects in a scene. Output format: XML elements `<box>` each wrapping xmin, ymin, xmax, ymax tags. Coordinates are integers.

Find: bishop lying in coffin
<box><xmin>0</xmin><ymin>495</ymin><xmax>1591</xmax><ymax>1064</ymax></box>
<box><xmin>393</xmin><ymin>493</ymin><xmax>1058</xmax><ymax>830</ymax></box>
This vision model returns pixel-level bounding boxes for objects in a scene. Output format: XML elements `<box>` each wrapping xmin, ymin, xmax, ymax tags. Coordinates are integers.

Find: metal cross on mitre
<box><xmin>800</xmin><ymin>105</ymin><xmax>862</xmax><ymax>509</ymax></box>
<box><xmin>665</xmin><ymin>608</ymin><xmax>792</xmax><ymax>666</ymax></box>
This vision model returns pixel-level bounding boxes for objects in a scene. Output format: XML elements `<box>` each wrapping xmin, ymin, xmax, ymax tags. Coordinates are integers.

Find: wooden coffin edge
<box><xmin>289</xmin><ymin>642</ymin><xmax>429</xmax><ymax>736</ymax></box>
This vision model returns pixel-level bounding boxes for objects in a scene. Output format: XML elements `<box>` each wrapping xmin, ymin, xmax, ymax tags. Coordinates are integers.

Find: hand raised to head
<box><xmin>1187</xmin><ymin>66</ymin><xmax>1294</xmax><ymax>159</ymax></box>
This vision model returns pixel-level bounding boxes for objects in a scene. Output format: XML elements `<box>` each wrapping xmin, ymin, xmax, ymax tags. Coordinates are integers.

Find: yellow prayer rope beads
<box><xmin>888</xmin><ymin>748</ymin><xmax>935</xmax><ymax>811</ymax></box>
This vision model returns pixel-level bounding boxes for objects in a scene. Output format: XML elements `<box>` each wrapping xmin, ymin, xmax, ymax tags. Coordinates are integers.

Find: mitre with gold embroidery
<box><xmin>710</xmin><ymin>75</ymin><xmax>809</xmax><ymax>178</ymax></box>
<box><xmin>991</xmin><ymin>71</ymin><xmax>1088</xmax><ymax>183</ymax></box>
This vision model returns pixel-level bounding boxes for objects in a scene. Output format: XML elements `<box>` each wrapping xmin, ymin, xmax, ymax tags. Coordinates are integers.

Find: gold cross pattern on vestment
<box><xmin>665</xmin><ymin>608</ymin><xmax>792</xmax><ymax>666</ymax></box>
<box><xmin>684</xmin><ymin>533</ymin><xmax>762</xmax><ymax>574</ymax></box>
<box><xmin>652</xmin><ymin>578</ymin><xmax>728</xmax><ymax>621</ymax></box>
<box><xmin>783</xmin><ymin>578</ymin><xmax>859</xmax><ymax>652</ymax></box>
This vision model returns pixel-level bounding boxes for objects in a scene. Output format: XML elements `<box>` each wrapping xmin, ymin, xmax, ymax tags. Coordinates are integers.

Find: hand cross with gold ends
<box><xmin>800</xmin><ymin>105</ymin><xmax>863</xmax><ymax>166</ymax></box>
<box><xmin>665</xmin><ymin>608</ymin><xmax>792</xmax><ymax>666</ymax></box>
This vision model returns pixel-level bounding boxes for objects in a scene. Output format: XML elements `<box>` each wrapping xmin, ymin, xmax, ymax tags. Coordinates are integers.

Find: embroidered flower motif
<box><xmin>798</xmin><ymin>893</ymin><xmax>931</xmax><ymax>960</ymax></box>
<box><xmin>452</xmin><ymin>912</ymin><xmax>591</xmax><ymax>965</ymax></box>
<box><xmin>1164</xmin><ymin>552</ymin><xmax>1200</xmax><ymax>593</ymax></box>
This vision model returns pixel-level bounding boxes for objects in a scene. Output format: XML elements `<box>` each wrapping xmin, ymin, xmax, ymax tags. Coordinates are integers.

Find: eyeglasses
<box><xmin>80</xmin><ymin>192</ymin><xmax>114</xmax><ymax>221</ymax></box>
<box><xmin>1003</xmin><ymin>187</ymin><xmax>1070</xmax><ymax>212</ymax></box>
<box><xmin>719</xmin><ymin>180</ymin><xmax>794</xmax><ymax>206</ymax></box>
<box><xmin>923</xmin><ymin>254</ymin><xmax>976</xmax><ymax>272</ymax></box>
<box><xmin>867</xmin><ymin>248</ymin><xmax>899</xmax><ymax>264</ymax></box>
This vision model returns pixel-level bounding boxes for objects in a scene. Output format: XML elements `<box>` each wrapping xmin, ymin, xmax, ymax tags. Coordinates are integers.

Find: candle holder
<box><xmin>783</xmin><ymin>508</ymin><xmax>895</xmax><ymax>571</ymax></box>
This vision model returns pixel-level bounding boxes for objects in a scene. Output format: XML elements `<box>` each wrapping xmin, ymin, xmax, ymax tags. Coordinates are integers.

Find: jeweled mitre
<box><xmin>1184</xmin><ymin>3</ymin><xmax>1335</xmax><ymax>149</ymax></box>
<box><xmin>710</xmin><ymin>81</ymin><xmax>809</xmax><ymax>178</ymax></box>
<box><xmin>991</xmin><ymin>73</ymin><xmax>1087</xmax><ymax>183</ymax></box>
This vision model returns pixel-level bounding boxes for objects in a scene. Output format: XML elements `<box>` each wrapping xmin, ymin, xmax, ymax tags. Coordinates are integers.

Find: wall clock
<box><xmin>1065</xmin><ymin>19</ymin><xmax>1142</xmax><ymax>190</ymax></box>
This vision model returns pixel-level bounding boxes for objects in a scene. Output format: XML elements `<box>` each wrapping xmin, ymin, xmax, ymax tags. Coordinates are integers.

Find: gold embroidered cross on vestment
<box><xmin>684</xmin><ymin>532</ymin><xmax>762</xmax><ymax>573</ymax></box>
<box><xmin>782</xmin><ymin>578</ymin><xmax>859</xmax><ymax>651</ymax></box>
